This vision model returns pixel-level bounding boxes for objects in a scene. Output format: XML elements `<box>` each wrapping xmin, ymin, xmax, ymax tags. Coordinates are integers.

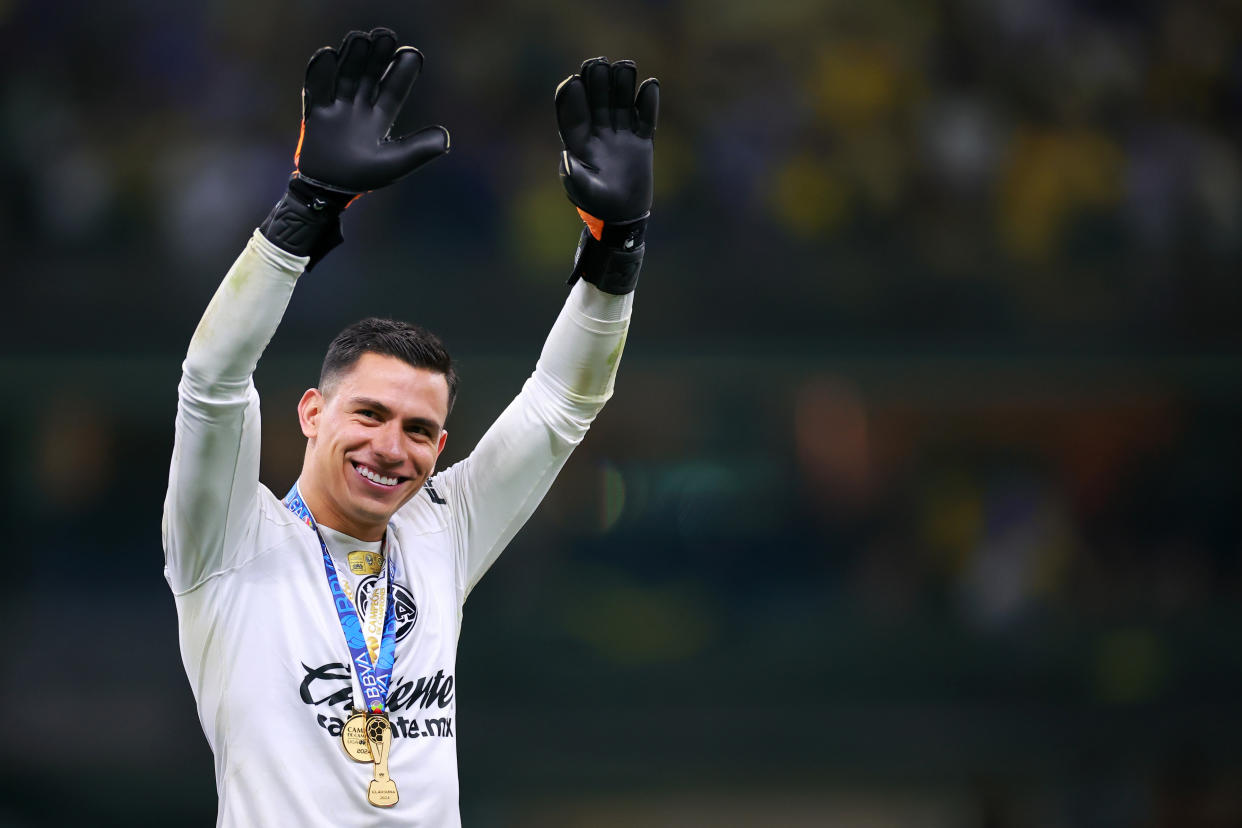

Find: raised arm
<box><xmin>442</xmin><ymin>57</ymin><xmax>659</xmax><ymax>594</ymax></box>
<box><xmin>162</xmin><ymin>28</ymin><xmax>449</xmax><ymax>592</ymax></box>
<box><xmin>162</xmin><ymin>234</ymin><xmax>306</xmax><ymax>593</ymax></box>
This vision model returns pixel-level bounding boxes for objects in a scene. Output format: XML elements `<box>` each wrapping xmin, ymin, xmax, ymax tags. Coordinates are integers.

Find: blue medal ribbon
<box><xmin>284</xmin><ymin>485</ymin><xmax>398</xmax><ymax>714</ymax></box>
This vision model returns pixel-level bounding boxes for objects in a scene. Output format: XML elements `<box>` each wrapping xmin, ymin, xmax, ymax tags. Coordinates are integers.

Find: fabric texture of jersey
<box><xmin>162</xmin><ymin>230</ymin><xmax>631</xmax><ymax>827</ymax></box>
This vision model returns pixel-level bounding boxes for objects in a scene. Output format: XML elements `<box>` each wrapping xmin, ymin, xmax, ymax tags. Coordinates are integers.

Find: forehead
<box><xmin>328</xmin><ymin>353</ymin><xmax>450</xmax><ymax>423</ymax></box>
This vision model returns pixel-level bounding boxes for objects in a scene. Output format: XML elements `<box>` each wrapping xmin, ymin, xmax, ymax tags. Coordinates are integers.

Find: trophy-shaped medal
<box><xmin>366</xmin><ymin>714</ymin><xmax>399</xmax><ymax>807</ymax></box>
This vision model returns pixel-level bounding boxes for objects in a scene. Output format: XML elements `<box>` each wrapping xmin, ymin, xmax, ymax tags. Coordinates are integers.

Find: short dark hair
<box><xmin>320</xmin><ymin>317</ymin><xmax>458</xmax><ymax>415</ymax></box>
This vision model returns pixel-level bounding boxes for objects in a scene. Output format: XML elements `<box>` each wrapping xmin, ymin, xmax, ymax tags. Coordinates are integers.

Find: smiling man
<box><xmin>297</xmin><ymin>330</ymin><xmax>455</xmax><ymax>541</ymax></box>
<box><xmin>161</xmin><ymin>28</ymin><xmax>656</xmax><ymax>826</ymax></box>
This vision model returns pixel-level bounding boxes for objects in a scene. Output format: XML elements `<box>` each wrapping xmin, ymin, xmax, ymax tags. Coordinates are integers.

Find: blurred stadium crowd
<box><xmin>2</xmin><ymin>0</ymin><xmax>1240</xmax><ymax>825</ymax></box>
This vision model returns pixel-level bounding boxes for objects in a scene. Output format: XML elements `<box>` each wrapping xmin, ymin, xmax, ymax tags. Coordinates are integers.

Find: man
<box><xmin>162</xmin><ymin>28</ymin><xmax>657</xmax><ymax>826</ymax></box>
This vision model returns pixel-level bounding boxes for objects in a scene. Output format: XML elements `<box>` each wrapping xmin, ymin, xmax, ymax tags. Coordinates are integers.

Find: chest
<box><xmin>209</xmin><ymin>520</ymin><xmax>462</xmax><ymax>718</ymax></box>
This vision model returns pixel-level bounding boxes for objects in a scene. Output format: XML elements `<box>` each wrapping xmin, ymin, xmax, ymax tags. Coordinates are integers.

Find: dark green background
<box><xmin>2</xmin><ymin>0</ymin><xmax>1240</xmax><ymax>825</ymax></box>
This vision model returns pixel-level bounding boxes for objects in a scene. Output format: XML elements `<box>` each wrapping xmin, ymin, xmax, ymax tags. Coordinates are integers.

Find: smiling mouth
<box><xmin>351</xmin><ymin>461</ymin><xmax>406</xmax><ymax>489</ymax></box>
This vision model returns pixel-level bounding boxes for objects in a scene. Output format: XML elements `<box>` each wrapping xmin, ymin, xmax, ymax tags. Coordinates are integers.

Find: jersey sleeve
<box><xmin>162</xmin><ymin>230</ymin><xmax>309</xmax><ymax>594</ymax></box>
<box><xmin>437</xmin><ymin>280</ymin><xmax>633</xmax><ymax>598</ymax></box>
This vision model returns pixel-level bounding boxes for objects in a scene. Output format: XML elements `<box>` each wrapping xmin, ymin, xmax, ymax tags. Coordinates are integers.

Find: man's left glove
<box><xmin>556</xmin><ymin>57</ymin><xmax>659</xmax><ymax>294</ymax></box>
<box><xmin>261</xmin><ymin>28</ymin><xmax>450</xmax><ymax>268</ymax></box>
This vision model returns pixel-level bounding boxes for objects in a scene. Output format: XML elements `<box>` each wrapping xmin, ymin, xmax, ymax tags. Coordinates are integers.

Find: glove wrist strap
<box><xmin>259</xmin><ymin>176</ymin><xmax>355</xmax><ymax>270</ymax></box>
<box><xmin>292</xmin><ymin>172</ymin><xmax>367</xmax><ymax>197</ymax></box>
<box><xmin>568</xmin><ymin>214</ymin><xmax>648</xmax><ymax>295</ymax></box>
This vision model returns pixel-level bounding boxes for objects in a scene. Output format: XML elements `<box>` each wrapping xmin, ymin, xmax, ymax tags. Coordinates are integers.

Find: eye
<box><xmin>358</xmin><ymin>409</ymin><xmax>380</xmax><ymax>421</ymax></box>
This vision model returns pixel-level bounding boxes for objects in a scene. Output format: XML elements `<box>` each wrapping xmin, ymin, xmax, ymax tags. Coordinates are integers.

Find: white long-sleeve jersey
<box><xmin>162</xmin><ymin>230</ymin><xmax>632</xmax><ymax>827</ymax></box>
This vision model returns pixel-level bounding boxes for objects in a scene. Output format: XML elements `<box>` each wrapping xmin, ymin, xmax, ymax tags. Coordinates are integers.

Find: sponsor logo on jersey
<box><xmin>299</xmin><ymin>662</ymin><xmax>454</xmax><ymax>713</ymax></box>
<box><xmin>301</xmin><ymin>662</ymin><xmax>457</xmax><ymax>742</ymax></box>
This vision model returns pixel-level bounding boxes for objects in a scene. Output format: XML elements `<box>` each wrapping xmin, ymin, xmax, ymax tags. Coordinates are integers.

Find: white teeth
<box><xmin>356</xmin><ymin>465</ymin><xmax>398</xmax><ymax>487</ymax></box>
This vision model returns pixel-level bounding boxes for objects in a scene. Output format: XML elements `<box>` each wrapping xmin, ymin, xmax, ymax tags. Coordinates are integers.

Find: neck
<box><xmin>297</xmin><ymin>476</ymin><xmax>386</xmax><ymax>542</ymax></box>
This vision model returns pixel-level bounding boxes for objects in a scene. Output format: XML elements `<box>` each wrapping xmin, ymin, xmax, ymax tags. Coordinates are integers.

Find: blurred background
<box><xmin>2</xmin><ymin>0</ymin><xmax>1241</xmax><ymax>825</ymax></box>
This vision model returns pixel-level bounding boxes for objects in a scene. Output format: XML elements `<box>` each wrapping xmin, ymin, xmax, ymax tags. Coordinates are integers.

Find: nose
<box><xmin>371</xmin><ymin>420</ymin><xmax>404</xmax><ymax>466</ymax></box>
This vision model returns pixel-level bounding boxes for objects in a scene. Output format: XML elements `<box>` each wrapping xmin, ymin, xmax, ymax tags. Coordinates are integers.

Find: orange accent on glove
<box><xmin>294</xmin><ymin>119</ymin><xmax>306</xmax><ymax>168</ymax></box>
<box><xmin>577</xmin><ymin>208</ymin><xmax>604</xmax><ymax>241</ymax></box>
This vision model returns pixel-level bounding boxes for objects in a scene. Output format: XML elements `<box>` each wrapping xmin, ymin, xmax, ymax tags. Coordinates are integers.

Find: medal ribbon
<box><xmin>284</xmin><ymin>485</ymin><xmax>398</xmax><ymax>714</ymax></box>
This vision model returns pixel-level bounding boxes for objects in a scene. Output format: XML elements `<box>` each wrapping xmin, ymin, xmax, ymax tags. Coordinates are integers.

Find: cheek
<box><xmin>414</xmin><ymin>441</ymin><xmax>441</xmax><ymax>466</ymax></box>
<box><xmin>331</xmin><ymin>420</ymin><xmax>368</xmax><ymax>443</ymax></box>
<box><xmin>317</xmin><ymin>422</ymin><xmax>367</xmax><ymax>457</ymax></box>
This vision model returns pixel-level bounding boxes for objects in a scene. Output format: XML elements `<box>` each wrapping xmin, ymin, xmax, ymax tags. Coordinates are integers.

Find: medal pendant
<box><xmin>340</xmin><ymin>711</ymin><xmax>372</xmax><ymax>763</ymax></box>
<box><xmin>365</xmin><ymin>713</ymin><xmax>399</xmax><ymax>808</ymax></box>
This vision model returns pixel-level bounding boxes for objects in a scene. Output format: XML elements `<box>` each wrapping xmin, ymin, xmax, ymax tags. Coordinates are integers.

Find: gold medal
<box><xmin>340</xmin><ymin>712</ymin><xmax>372</xmax><ymax>763</ymax></box>
<box><xmin>365</xmin><ymin>713</ymin><xmax>399</xmax><ymax>808</ymax></box>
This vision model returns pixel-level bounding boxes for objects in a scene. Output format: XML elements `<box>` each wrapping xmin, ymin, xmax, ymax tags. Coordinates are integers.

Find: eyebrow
<box><xmin>349</xmin><ymin>396</ymin><xmax>443</xmax><ymax>433</ymax></box>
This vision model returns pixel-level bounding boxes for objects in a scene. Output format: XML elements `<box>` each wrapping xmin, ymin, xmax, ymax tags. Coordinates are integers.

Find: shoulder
<box><xmin>255</xmin><ymin>483</ymin><xmax>317</xmax><ymax>538</ymax></box>
<box><xmin>167</xmin><ymin>483</ymin><xmax>314</xmax><ymax>595</ymax></box>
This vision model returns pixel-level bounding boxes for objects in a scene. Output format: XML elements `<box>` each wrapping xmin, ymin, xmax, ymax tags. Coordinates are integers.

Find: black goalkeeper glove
<box><xmin>261</xmin><ymin>28</ymin><xmax>450</xmax><ymax>268</ymax></box>
<box><xmin>555</xmin><ymin>57</ymin><xmax>659</xmax><ymax>294</ymax></box>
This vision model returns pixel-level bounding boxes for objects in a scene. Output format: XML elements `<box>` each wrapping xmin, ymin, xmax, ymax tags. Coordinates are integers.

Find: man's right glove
<box><xmin>555</xmin><ymin>57</ymin><xmax>659</xmax><ymax>294</ymax></box>
<box><xmin>261</xmin><ymin>28</ymin><xmax>450</xmax><ymax>268</ymax></box>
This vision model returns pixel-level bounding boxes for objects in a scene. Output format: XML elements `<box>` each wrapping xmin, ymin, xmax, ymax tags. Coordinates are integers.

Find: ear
<box><xmin>298</xmin><ymin>388</ymin><xmax>325</xmax><ymax>439</ymax></box>
<box><xmin>436</xmin><ymin>429</ymin><xmax>448</xmax><ymax>455</ymax></box>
